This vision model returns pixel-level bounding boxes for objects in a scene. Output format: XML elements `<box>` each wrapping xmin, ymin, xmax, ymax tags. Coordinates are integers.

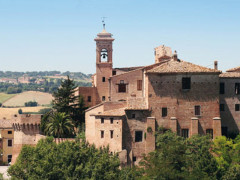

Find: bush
<box><xmin>18</xmin><ymin>109</ymin><xmax>23</xmax><ymax>114</ymax></box>
<box><xmin>24</xmin><ymin>101</ymin><xmax>38</xmax><ymax>107</ymax></box>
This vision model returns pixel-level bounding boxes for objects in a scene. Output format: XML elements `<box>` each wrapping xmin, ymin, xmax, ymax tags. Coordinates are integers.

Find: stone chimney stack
<box><xmin>214</xmin><ymin>61</ymin><xmax>218</xmax><ymax>70</ymax></box>
<box><xmin>173</xmin><ymin>50</ymin><xmax>178</xmax><ymax>61</ymax></box>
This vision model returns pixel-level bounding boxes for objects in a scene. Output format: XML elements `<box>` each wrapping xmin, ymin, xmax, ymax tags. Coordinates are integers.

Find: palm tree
<box><xmin>44</xmin><ymin>112</ymin><xmax>75</xmax><ymax>139</ymax></box>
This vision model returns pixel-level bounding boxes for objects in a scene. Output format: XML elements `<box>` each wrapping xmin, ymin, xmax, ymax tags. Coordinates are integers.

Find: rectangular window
<box><xmin>110</xmin><ymin>130</ymin><xmax>114</xmax><ymax>139</ymax></box>
<box><xmin>87</xmin><ymin>96</ymin><xmax>91</xmax><ymax>102</ymax></box>
<box><xmin>8</xmin><ymin>131</ymin><xmax>12</xmax><ymax>134</ymax></box>
<box><xmin>101</xmin><ymin>118</ymin><xmax>104</xmax><ymax>124</ymax></box>
<box><xmin>206</xmin><ymin>129</ymin><xmax>213</xmax><ymax>139</ymax></box>
<box><xmin>112</xmin><ymin>71</ymin><xmax>116</xmax><ymax>76</ymax></box>
<box><xmin>102</xmin><ymin>77</ymin><xmax>105</xmax><ymax>82</ymax></box>
<box><xmin>137</xmin><ymin>80</ymin><xmax>142</xmax><ymax>91</ymax></box>
<box><xmin>101</xmin><ymin>131</ymin><xmax>104</xmax><ymax>138</ymax></box>
<box><xmin>195</xmin><ymin>105</ymin><xmax>201</xmax><ymax>116</ymax></box>
<box><xmin>131</xmin><ymin>113</ymin><xmax>136</xmax><ymax>119</ymax></box>
<box><xmin>235</xmin><ymin>104</ymin><xmax>240</xmax><ymax>111</ymax></box>
<box><xmin>135</xmin><ymin>131</ymin><xmax>143</xmax><ymax>142</ymax></box>
<box><xmin>182</xmin><ymin>129</ymin><xmax>189</xmax><ymax>138</ymax></box>
<box><xmin>162</xmin><ymin>107</ymin><xmax>167</xmax><ymax>117</ymax></box>
<box><xmin>220</xmin><ymin>104</ymin><xmax>225</xmax><ymax>111</ymax></box>
<box><xmin>102</xmin><ymin>96</ymin><xmax>105</xmax><ymax>101</ymax></box>
<box><xmin>235</xmin><ymin>83</ymin><xmax>240</xmax><ymax>95</ymax></box>
<box><xmin>182</xmin><ymin>77</ymin><xmax>191</xmax><ymax>90</ymax></box>
<box><xmin>220</xmin><ymin>83</ymin><xmax>225</xmax><ymax>94</ymax></box>
<box><xmin>7</xmin><ymin>155</ymin><xmax>12</xmax><ymax>164</ymax></box>
<box><xmin>118</xmin><ymin>84</ymin><xmax>126</xmax><ymax>93</ymax></box>
<box><xmin>133</xmin><ymin>156</ymin><xmax>137</xmax><ymax>162</ymax></box>
<box><xmin>8</xmin><ymin>139</ymin><xmax>12</xmax><ymax>147</ymax></box>
<box><xmin>110</xmin><ymin>118</ymin><xmax>114</xmax><ymax>124</ymax></box>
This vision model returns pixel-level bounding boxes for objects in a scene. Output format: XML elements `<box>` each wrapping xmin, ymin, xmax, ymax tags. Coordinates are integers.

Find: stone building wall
<box><xmin>77</xmin><ymin>86</ymin><xmax>100</xmax><ymax>107</ymax></box>
<box><xmin>110</xmin><ymin>69</ymin><xmax>144</xmax><ymax>102</ymax></box>
<box><xmin>11</xmin><ymin>114</ymin><xmax>42</xmax><ymax>164</ymax></box>
<box><xmin>147</xmin><ymin>73</ymin><xmax>221</xmax><ymax>137</ymax></box>
<box><xmin>220</xmin><ymin>78</ymin><xmax>240</xmax><ymax>133</ymax></box>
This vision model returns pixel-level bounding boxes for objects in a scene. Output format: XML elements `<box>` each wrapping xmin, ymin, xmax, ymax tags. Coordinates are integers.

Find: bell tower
<box><xmin>94</xmin><ymin>25</ymin><xmax>114</xmax><ymax>102</ymax></box>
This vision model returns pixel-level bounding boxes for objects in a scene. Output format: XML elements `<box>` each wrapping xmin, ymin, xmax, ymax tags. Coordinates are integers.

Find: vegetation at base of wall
<box><xmin>8</xmin><ymin>130</ymin><xmax>240</xmax><ymax>180</ymax></box>
<box><xmin>8</xmin><ymin>137</ymin><xmax>121</xmax><ymax>180</ymax></box>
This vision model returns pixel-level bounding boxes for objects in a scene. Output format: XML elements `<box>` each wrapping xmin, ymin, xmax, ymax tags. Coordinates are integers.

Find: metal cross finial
<box><xmin>102</xmin><ymin>17</ymin><xmax>107</xmax><ymax>29</ymax></box>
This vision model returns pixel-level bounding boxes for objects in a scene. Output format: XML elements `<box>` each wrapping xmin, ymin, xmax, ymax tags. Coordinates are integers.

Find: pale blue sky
<box><xmin>0</xmin><ymin>0</ymin><xmax>239</xmax><ymax>74</ymax></box>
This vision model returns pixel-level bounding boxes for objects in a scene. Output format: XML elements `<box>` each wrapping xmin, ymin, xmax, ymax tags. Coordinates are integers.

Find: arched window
<box><xmin>101</xmin><ymin>49</ymin><xmax>108</xmax><ymax>62</ymax></box>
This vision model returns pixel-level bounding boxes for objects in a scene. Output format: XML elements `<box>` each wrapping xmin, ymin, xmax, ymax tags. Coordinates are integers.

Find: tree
<box><xmin>44</xmin><ymin>112</ymin><xmax>75</xmax><ymax>138</ymax></box>
<box><xmin>139</xmin><ymin>130</ymin><xmax>219</xmax><ymax>180</ymax></box>
<box><xmin>52</xmin><ymin>76</ymin><xmax>77</xmax><ymax>114</ymax></box>
<box><xmin>8</xmin><ymin>137</ymin><xmax>121</xmax><ymax>180</ymax></box>
<box><xmin>72</xmin><ymin>95</ymin><xmax>88</xmax><ymax>127</ymax></box>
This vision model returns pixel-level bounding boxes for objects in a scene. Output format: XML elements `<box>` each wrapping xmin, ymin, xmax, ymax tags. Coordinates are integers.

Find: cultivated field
<box><xmin>2</xmin><ymin>91</ymin><xmax>53</xmax><ymax>107</ymax></box>
<box><xmin>0</xmin><ymin>93</ymin><xmax>16</xmax><ymax>104</ymax></box>
<box><xmin>0</xmin><ymin>106</ymin><xmax>47</xmax><ymax>119</ymax></box>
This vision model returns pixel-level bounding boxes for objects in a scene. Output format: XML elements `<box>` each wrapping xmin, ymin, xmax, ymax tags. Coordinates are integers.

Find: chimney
<box><xmin>173</xmin><ymin>50</ymin><xmax>178</xmax><ymax>61</ymax></box>
<box><xmin>214</xmin><ymin>61</ymin><xmax>218</xmax><ymax>70</ymax></box>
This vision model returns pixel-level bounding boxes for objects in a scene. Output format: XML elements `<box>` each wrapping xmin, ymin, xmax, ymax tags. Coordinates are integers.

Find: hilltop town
<box><xmin>0</xmin><ymin>27</ymin><xmax>240</xmax><ymax>179</ymax></box>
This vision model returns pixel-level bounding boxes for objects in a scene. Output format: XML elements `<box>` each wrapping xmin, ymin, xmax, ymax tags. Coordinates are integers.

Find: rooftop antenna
<box><xmin>101</xmin><ymin>17</ymin><xmax>107</xmax><ymax>29</ymax></box>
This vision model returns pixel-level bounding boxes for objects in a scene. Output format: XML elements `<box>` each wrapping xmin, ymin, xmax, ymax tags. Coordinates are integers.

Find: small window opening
<box><xmin>220</xmin><ymin>83</ymin><xmax>225</xmax><ymax>94</ymax></box>
<box><xmin>8</xmin><ymin>131</ymin><xmax>12</xmax><ymax>134</ymax></box>
<box><xmin>110</xmin><ymin>130</ymin><xmax>114</xmax><ymax>139</ymax></box>
<box><xmin>206</xmin><ymin>129</ymin><xmax>213</xmax><ymax>139</ymax></box>
<box><xmin>181</xmin><ymin>129</ymin><xmax>189</xmax><ymax>138</ymax></box>
<box><xmin>135</xmin><ymin>131</ymin><xmax>143</xmax><ymax>142</ymax></box>
<box><xmin>102</xmin><ymin>96</ymin><xmax>106</xmax><ymax>101</ymax></box>
<box><xmin>220</xmin><ymin>104</ymin><xmax>225</xmax><ymax>111</ymax></box>
<box><xmin>137</xmin><ymin>80</ymin><xmax>142</xmax><ymax>91</ymax></box>
<box><xmin>195</xmin><ymin>105</ymin><xmax>201</xmax><ymax>116</ymax></box>
<box><xmin>101</xmin><ymin>131</ymin><xmax>104</xmax><ymax>138</ymax></box>
<box><xmin>162</xmin><ymin>107</ymin><xmax>167</xmax><ymax>117</ymax></box>
<box><xmin>131</xmin><ymin>113</ymin><xmax>136</xmax><ymax>119</ymax></box>
<box><xmin>235</xmin><ymin>83</ymin><xmax>240</xmax><ymax>95</ymax></box>
<box><xmin>101</xmin><ymin>118</ymin><xmax>104</xmax><ymax>124</ymax></box>
<box><xmin>182</xmin><ymin>77</ymin><xmax>191</xmax><ymax>90</ymax></box>
<box><xmin>102</xmin><ymin>77</ymin><xmax>105</xmax><ymax>82</ymax></box>
<box><xmin>8</xmin><ymin>139</ymin><xmax>12</xmax><ymax>147</ymax></box>
<box><xmin>87</xmin><ymin>96</ymin><xmax>91</xmax><ymax>102</ymax></box>
<box><xmin>235</xmin><ymin>104</ymin><xmax>240</xmax><ymax>111</ymax></box>
<box><xmin>110</xmin><ymin>118</ymin><xmax>114</xmax><ymax>124</ymax></box>
<box><xmin>8</xmin><ymin>155</ymin><xmax>12</xmax><ymax>164</ymax></box>
<box><xmin>133</xmin><ymin>156</ymin><xmax>137</xmax><ymax>162</ymax></box>
<box><xmin>112</xmin><ymin>71</ymin><xmax>116</xmax><ymax>75</ymax></box>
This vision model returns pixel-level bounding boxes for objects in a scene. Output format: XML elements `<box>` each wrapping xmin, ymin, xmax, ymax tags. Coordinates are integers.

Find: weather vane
<box><xmin>102</xmin><ymin>17</ymin><xmax>107</xmax><ymax>29</ymax></box>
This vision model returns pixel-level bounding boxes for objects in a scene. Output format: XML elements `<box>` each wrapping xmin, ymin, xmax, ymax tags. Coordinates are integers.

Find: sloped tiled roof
<box><xmin>226</xmin><ymin>66</ymin><xmax>240</xmax><ymax>72</ymax></box>
<box><xmin>0</xmin><ymin>119</ymin><xmax>12</xmax><ymax>129</ymax></box>
<box><xmin>94</xmin><ymin>108</ymin><xmax>125</xmax><ymax>117</ymax></box>
<box><xmin>147</xmin><ymin>60</ymin><xmax>221</xmax><ymax>74</ymax></box>
<box><xmin>114</xmin><ymin>66</ymin><xmax>144</xmax><ymax>72</ymax></box>
<box><xmin>220</xmin><ymin>72</ymin><xmax>240</xmax><ymax>78</ymax></box>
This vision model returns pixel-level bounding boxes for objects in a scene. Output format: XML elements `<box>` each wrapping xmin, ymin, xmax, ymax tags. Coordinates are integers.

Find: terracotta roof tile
<box><xmin>94</xmin><ymin>108</ymin><xmax>125</xmax><ymax>117</ymax></box>
<box><xmin>220</xmin><ymin>72</ymin><xmax>240</xmax><ymax>78</ymax></box>
<box><xmin>0</xmin><ymin>119</ymin><xmax>12</xmax><ymax>129</ymax></box>
<box><xmin>226</xmin><ymin>66</ymin><xmax>240</xmax><ymax>72</ymax></box>
<box><xmin>147</xmin><ymin>60</ymin><xmax>221</xmax><ymax>74</ymax></box>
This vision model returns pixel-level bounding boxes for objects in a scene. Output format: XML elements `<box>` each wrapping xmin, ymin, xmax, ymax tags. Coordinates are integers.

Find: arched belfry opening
<box><xmin>101</xmin><ymin>48</ymin><xmax>108</xmax><ymax>62</ymax></box>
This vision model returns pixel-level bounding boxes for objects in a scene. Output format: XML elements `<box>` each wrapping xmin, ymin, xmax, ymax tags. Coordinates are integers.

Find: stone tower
<box><xmin>94</xmin><ymin>28</ymin><xmax>114</xmax><ymax>102</ymax></box>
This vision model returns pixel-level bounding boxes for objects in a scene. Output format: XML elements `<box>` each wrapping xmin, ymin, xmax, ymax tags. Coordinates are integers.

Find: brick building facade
<box><xmin>79</xmin><ymin>28</ymin><xmax>226</xmax><ymax>165</ymax></box>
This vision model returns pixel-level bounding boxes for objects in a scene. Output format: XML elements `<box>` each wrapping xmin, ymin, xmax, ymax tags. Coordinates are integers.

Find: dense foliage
<box><xmin>8</xmin><ymin>129</ymin><xmax>240</xmax><ymax>180</ymax></box>
<box><xmin>8</xmin><ymin>137</ymin><xmax>120</xmax><ymax>180</ymax></box>
<box><xmin>41</xmin><ymin>76</ymin><xmax>88</xmax><ymax>138</ymax></box>
<box><xmin>24</xmin><ymin>101</ymin><xmax>38</xmax><ymax>107</ymax></box>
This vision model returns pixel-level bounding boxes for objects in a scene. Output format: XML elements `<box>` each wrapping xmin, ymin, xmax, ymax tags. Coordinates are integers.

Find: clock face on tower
<box><xmin>100</xmin><ymin>49</ymin><xmax>108</xmax><ymax>62</ymax></box>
